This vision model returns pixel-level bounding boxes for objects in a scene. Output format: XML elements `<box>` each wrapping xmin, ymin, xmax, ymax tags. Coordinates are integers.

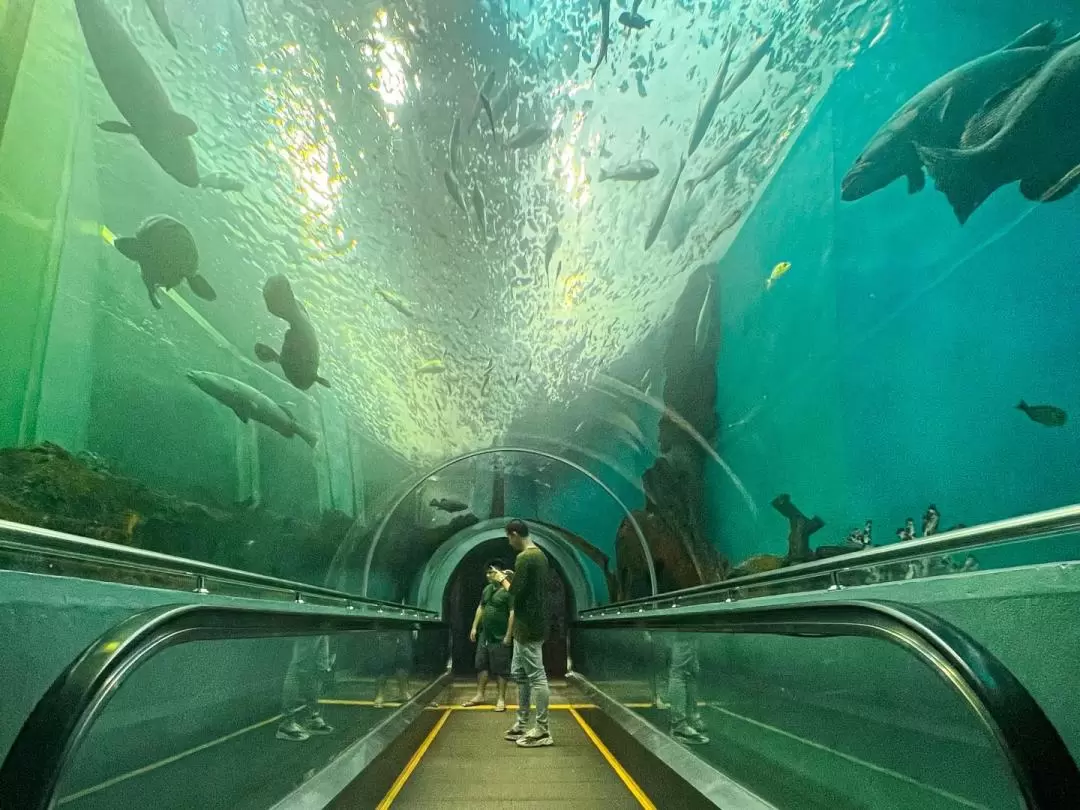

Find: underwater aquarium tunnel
<box><xmin>5</xmin><ymin>0</ymin><xmax>1080</xmax><ymax>806</ymax></box>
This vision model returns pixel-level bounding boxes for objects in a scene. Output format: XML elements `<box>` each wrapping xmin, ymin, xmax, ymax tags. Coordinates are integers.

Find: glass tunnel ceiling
<box><xmin>87</xmin><ymin>0</ymin><xmax>893</xmax><ymax>465</ymax></box>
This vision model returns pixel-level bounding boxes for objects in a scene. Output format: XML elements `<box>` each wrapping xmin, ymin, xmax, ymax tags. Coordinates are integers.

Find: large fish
<box><xmin>599</xmin><ymin>159</ymin><xmax>660</xmax><ymax>182</ymax></box>
<box><xmin>688</xmin><ymin>32</ymin><xmax>736</xmax><ymax>158</ymax></box>
<box><xmin>685</xmin><ymin>127</ymin><xmax>762</xmax><ymax>195</ymax></box>
<box><xmin>254</xmin><ymin>275</ymin><xmax>329</xmax><ymax>391</ymax></box>
<box><xmin>144</xmin><ymin>0</ymin><xmax>177</xmax><ymax>48</ymax></box>
<box><xmin>841</xmin><ymin>21</ymin><xmax>1068</xmax><ymax>202</ymax></box>
<box><xmin>720</xmin><ymin>30</ymin><xmax>775</xmax><ymax>102</ymax></box>
<box><xmin>917</xmin><ymin>36</ymin><xmax>1080</xmax><ymax>223</ymax></box>
<box><xmin>506</xmin><ymin>124</ymin><xmax>551</xmax><ymax>150</ymax></box>
<box><xmin>187</xmin><ymin>370</ymin><xmax>319</xmax><ymax>447</ymax></box>
<box><xmin>75</xmin><ymin>0</ymin><xmax>200</xmax><ymax>187</ymax></box>
<box><xmin>644</xmin><ymin>156</ymin><xmax>687</xmax><ymax>251</ymax></box>
<box><xmin>592</xmin><ymin>0</ymin><xmax>611</xmax><ymax>78</ymax></box>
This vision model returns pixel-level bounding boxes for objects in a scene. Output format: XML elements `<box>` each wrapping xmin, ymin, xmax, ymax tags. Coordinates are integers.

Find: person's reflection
<box><xmin>276</xmin><ymin>636</ymin><xmax>335</xmax><ymax>742</ymax></box>
<box><xmin>668</xmin><ymin>634</ymin><xmax>709</xmax><ymax>745</ymax></box>
<box><xmin>374</xmin><ymin>628</ymin><xmax>414</xmax><ymax>707</ymax></box>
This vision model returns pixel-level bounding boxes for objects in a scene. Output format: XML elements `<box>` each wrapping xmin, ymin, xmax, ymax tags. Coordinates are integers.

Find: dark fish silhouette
<box><xmin>618</xmin><ymin>11</ymin><xmax>650</xmax><ymax>30</ymax></box>
<box><xmin>76</xmin><ymin>0</ymin><xmax>200</xmax><ymax>187</ymax></box>
<box><xmin>720</xmin><ymin>30</ymin><xmax>774</xmax><ymax>103</ymax></box>
<box><xmin>113</xmin><ymin>215</ymin><xmax>215</xmax><ymax>309</ymax></box>
<box><xmin>593</xmin><ymin>0</ymin><xmax>611</xmax><ymax>78</ymax></box>
<box><xmin>688</xmin><ymin>32</ymin><xmax>736</xmax><ymax>158</ymax></box>
<box><xmin>842</xmin><ymin>21</ymin><xmax>1067</xmax><ymax>202</ymax></box>
<box><xmin>430</xmin><ymin>497</ymin><xmax>470</xmax><ymax>513</ymax></box>
<box><xmin>917</xmin><ymin>36</ymin><xmax>1080</xmax><ymax>223</ymax></box>
<box><xmin>255</xmin><ymin>275</ymin><xmax>329</xmax><ymax>391</ymax></box>
<box><xmin>1017</xmin><ymin>400</ymin><xmax>1067</xmax><ymax>427</ymax></box>
<box><xmin>144</xmin><ymin>0</ymin><xmax>177</xmax><ymax>48</ymax></box>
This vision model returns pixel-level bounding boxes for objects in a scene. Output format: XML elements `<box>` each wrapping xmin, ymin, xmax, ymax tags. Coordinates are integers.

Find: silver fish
<box><xmin>644</xmin><ymin>155</ymin><xmax>687</xmax><ymax>251</ymax></box>
<box><xmin>449</xmin><ymin>115</ymin><xmax>462</xmax><ymax>175</ymax></box>
<box><xmin>471</xmin><ymin>183</ymin><xmax>487</xmax><ymax>235</ymax></box>
<box><xmin>598</xmin><ymin>159</ymin><xmax>659</xmax><ymax>182</ymax></box>
<box><xmin>593</xmin><ymin>0</ymin><xmax>611</xmax><ymax>78</ymax></box>
<box><xmin>720</xmin><ymin>30</ymin><xmax>775</xmax><ymax>102</ymax></box>
<box><xmin>467</xmin><ymin>69</ymin><xmax>497</xmax><ymax>134</ymax></box>
<box><xmin>507</xmin><ymin>124</ymin><xmax>550</xmax><ymax>150</ymax></box>
<box><xmin>705</xmin><ymin>207</ymin><xmax>744</xmax><ymax>247</ymax></box>
<box><xmin>544</xmin><ymin>226</ymin><xmax>561</xmax><ymax>270</ymax></box>
<box><xmin>688</xmin><ymin>31</ymin><xmax>736</xmax><ymax>157</ymax></box>
<box><xmin>479</xmin><ymin>92</ymin><xmax>498</xmax><ymax>141</ymax></box>
<box><xmin>187</xmin><ymin>371</ymin><xmax>318</xmax><ymax>447</ymax></box>
<box><xmin>444</xmin><ymin>170</ymin><xmax>467</xmax><ymax>213</ymax></box>
<box><xmin>144</xmin><ymin>0</ymin><xmax>177</xmax><ymax>48</ymax></box>
<box><xmin>694</xmin><ymin>280</ymin><xmax>715</xmax><ymax>354</ymax></box>
<box><xmin>685</xmin><ymin>127</ymin><xmax>762</xmax><ymax>195</ymax></box>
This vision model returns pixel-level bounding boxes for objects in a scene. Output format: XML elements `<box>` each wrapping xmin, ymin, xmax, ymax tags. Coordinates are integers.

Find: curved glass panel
<box><xmin>573</xmin><ymin>626</ymin><xmax>1026</xmax><ymax>810</ymax></box>
<box><xmin>54</xmin><ymin>626</ymin><xmax>447</xmax><ymax>810</ymax></box>
<box><xmin>2</xmin><ymin>0</ymin><xmax>1079</xmax><ymax>606</ymax></box>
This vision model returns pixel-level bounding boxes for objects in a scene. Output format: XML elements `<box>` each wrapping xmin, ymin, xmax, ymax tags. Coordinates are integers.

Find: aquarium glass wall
<box><xmin>2</xmin><ymin>0</ymin><xmax>1078</xmax><ymax>598</ymax></box>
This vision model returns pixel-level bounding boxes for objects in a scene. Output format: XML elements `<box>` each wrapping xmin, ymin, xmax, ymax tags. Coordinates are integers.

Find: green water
<box><xmin>1</xmin><ymin>0</ymin><xmax>1079</xmax><ymax>596</ymax></box>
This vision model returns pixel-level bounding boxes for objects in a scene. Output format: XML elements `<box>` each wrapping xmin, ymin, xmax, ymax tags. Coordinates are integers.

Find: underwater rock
<box><xmin>0</xmin><ymin>443</ymin><xmax>340</xmax><ymax>582</ymax></box>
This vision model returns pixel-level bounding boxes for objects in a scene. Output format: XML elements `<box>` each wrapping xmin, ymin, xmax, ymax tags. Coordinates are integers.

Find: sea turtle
<box><xmin>113</xmin><ymin>215</ymin><xmax>216</xmax><ymax>309</ymax></box>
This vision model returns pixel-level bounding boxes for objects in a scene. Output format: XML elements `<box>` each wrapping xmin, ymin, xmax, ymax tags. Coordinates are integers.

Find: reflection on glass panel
<box><xmin>55</xmin><ymin>626</ymin><xmax>446</xmax><ymax>810</ymax></box>
<box><xmin>574</xmin><ymin>627</ymin><xmax>1025</xmax><ymax>810</ymax></box>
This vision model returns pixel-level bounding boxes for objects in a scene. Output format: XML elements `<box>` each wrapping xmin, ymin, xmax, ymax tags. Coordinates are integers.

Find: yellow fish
<box><xmin>416</xmin><ymin>359</ymin><xmax>446</xmax><ymax>375</ymax></box>
<box><xmin>766</xmin><ymin>261</ymin><xmax>791</xmax><ymax>290</ymax></box>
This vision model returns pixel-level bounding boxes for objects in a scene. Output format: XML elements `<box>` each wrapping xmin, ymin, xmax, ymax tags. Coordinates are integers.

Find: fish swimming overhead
<box><xmin>444</xmin><ymin>169</ymin><xmax>467</xmax><ymax>213</ymax></box>
<box><xmin>598</xmin><ymin>159</ymin><xmax>659</xmax><ymax>182</ymax></box>
<box><xmin>200</xmin><ymin>172</ymin><xmax>245</xmax><ymax>192</ymax></box>
<box><xmin>917</xmin><ymin>35</ymin><xmax>1080</xmax><ymax>223</ymax></box>
<box><xmin>506</xmin><ymin>124</ymin><xmax>551</xmax><ymax>150</ymax></box>
<box><xmin>417</xmin><ymin>359</ymin><xmax>446</xmax><ymax>375</ymax></box>
<box><xmin>1016</xmin><ymin>400</ymin><xmax>1067</xmax><ymax>427</ymax></box>
<box><xmin>693</xmin><ymin>280</ymin><xmax>716</xmax><ymax>355</ymax></box>
<box><xmin>112</xmin><ymin>215</ymin><xmax>215</xmax><ymax>309</ymax></box>
<box><xmin>449</xmin><ymin>115</ymin><xmax>463</xmax><ymax>175</ymax></box>
<box><xmin>644</xmin><ymin>155</ymin><xmax>687</xmax><ymax>251</ymax></box>
<box><xmin>765</xmin><ymin>261</ymin><xmax>791</xmax><ymax>290</ymax></box>
<box><xmin>187</xmin><ymin>370</ymin><xmax>319</xmax><ymax>447</ymax></box>
<box><xmin>76</xmin><ymin>0</ymin><xmax>200</xmax><ymax>188</ymax></box>
<box><xmin>375</xmin><ymin>287</ymin><xmax>415</xmax><ymax>318</ymax></box>
<box><xmin>467</xmin><ymin>69</ymin><xmax>497</xmax><ymax>134</ymax></box>
<box><xmin>471</xmin><ymin>183</ymin><xmax>487</xmax><ymax>235</ymax></box>
<box><xmin>254</xmin><ymin>274</ymin><xmax>329</xmax><ymax>391</ymax></box>
<box><xmin>144</xmin><ymin>0</ymin><xmax>178</xmax><ymax>48</ymax></box>
<box><xmin>720</xmin><ymin>29</ymin><xmax>775</xmax><ymax>103</ymax></box>
<box><xmin>544</xmin><ymin>226</ymin><xmax>561</xmax><ymax>271</ymax></box>
<box><xmin>479</xmin><ymin>92</ymin><xmax>498</xmax><ymax>141</ymax></box>
<box><xmin>841</xmin><ymin>20</ymin><xmax>1069</xmax><ymax>202</ymax></box>
<box><xmin>618</xmin><ymin>11</ymin><xmax>651</xmax><ymax>30</ymax></box>
<box><xmin>430</xmin><ymin>497</ymin><xmax>470</xmax><ymax>513</ymax></box>
<box><xmin>593</xmin><ymin>0</ymin><xmax>611</xmax><ymax>78</ymax></box>
<box><xmin>685</xmin><ymin>127</ymin><xmax>761</xmax><ymax>195</ymax></box>
<box><xmin>688</xmin><ymin>31</ymin><xmax>736</xmax><ymax>158</ymax></box>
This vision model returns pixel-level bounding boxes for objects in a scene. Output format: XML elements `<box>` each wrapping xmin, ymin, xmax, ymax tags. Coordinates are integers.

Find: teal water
<box><xmin>1</xmin><ymin>0</ymin><xmax>1078</xmax><ymax>593</ymax></box>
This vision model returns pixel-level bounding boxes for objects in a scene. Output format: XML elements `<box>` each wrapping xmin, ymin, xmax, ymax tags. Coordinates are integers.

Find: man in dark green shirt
<box><xmin>463</xmin><ymin>562</ymin><xmax>513</xmax><ymax>711</ymax></box>
<box><xmin>493</xmin><ymin>519</ymin><xmax>552</xmax><ymax>747</ymax></box>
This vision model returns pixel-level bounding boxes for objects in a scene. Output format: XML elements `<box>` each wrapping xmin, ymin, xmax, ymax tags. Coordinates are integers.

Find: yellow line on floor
<box><xmin>57</xmin><ymin>714</ymin><xmax>285</xmax><ymax>804</ymax></box>
<box><xmin>377</xmin><ymin>707</ymin><xmax>452</xmax><ymax>809</ymax></box>
<box><xmin>569</xmin><ymin>707</ymin><xmax>656</xmax><ymax>810</ymax></box>
<box><xmin>321</xmin><ymin>699</ymin><xmax>599</xmax><ymax>711</ymax></box>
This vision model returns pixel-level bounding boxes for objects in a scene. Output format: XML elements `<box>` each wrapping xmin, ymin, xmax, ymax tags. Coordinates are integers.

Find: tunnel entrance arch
<box><xmin>442</xmin><ymin>535</ymin><xmax>575</xmax><ymax>678</ymax></box>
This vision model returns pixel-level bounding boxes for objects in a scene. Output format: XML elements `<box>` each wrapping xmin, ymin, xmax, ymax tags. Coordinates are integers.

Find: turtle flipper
<box><xmin>254</xmin><ymin>342</ymin><xmax>280</xmax><ymax>364</ymax></box>
<box><xmin>187</xmin><ymin>274</ymin><xmax>217</xmax><ymax>301</ymax></box>
<box><xmin>146</xmin><ymin>282</ymin><xmax>163</xmax><ymax>310</ymax></box>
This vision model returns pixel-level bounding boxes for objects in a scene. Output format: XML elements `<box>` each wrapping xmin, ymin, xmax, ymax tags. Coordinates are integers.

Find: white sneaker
<box><xmin>494</xmin><ymin>699</ymin><xmax>506</xmax><ymax>712</ymax></box>
<box><xmin>275</xmin><ymin>719</ymin><xmax>310</xmax><ymax>742</ymax></box>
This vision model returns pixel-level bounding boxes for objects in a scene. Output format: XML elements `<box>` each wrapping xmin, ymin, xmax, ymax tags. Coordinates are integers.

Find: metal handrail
<box><xmin>0</xmin><ymin>603</ymin><xmax>447</xmax><ymax>810</ymax></box>
<box><xmin>0</xmin><ymin>518</ymin><xmax>437</xmax><ymax>616</ymax></box>
<box><xmin>572</xmin><ymin>599</ymin><xmax>1080</xmax><ymax>809</ymax></box>
<box><xmin>579</xmin><ymin>502</ymin><xmax>1080</xmax><ymax>615</ymax></box>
